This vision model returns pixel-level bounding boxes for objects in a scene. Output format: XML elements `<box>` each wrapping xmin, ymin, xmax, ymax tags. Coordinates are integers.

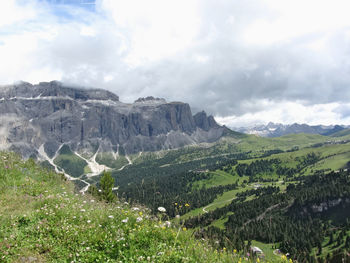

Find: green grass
<box><xmin>84</xmin><ymin>165</ymin><xmax>92</xmax><ymax>174</ymax></box>
<box><xmin>235</xmin><ymin>141</ymin><xmax>350</xmax><ymax>173</ymax></box>
<box><xmin>330</xmin><ymin>128</ymin><xmax>350</xmax><ymax>137</ymax></box>
<box><xmin>236</xmin><ymin>133</ymin><xmax>329</xmax><ymax>154</ymax></box>
<box><xmin>250</xmin><ymin>240</ymin><xmax>282</xmax><ymax>262</ymax></box>
<box><xmin>40</xmin><ymin>160</ymin><xmax>54</xmax><ymax>171</ymax></box>
<box><xmin>53</xmin><ymin>145</ymin><xmax>87</xmax><ymax>177</ymax></box>
<box><xmin>183</xmin><ymin>142</ymin><xmax>350</xmax><ymax>223</ymax></box>
<box><xmin>184</xmin><ymin>173</ymin><xmax>286</xmax><ymax>220</ymax></box>
<box><xmin>181</xmin><ymin>189</ymin><xmax>240</xmax><ymax>220</ymax></box>
<box><xmin>310</xmin><ymin>229</ymin><xmax>350</xmax><ymax>259</ymax></box>
<box><xmin>95</xmin><ymin>153</ymin><xmax>129</xmax><ymax>169</ymax></box>
<box><xmin>211</xmin><ymin>212</ymin><xmax>233</xmax><ymax>230</ymax></box>
<box><xmin>303</xmin><ymin>151</ymin><xmax>350</xmax><ymax>174</ymax></box>
<box><xmin>207</xmin><ymin>189</ymin><xmax>240</xmax><ymax>210</ymax></box>
<box><xmin>193</xmin><ymin>170</ymin><xmax>238</xmax><ymax>188</ymax></box>
<box><xmin>167</xmin><ymin>133</ymin><xmax>329</xmax><ymax>164</ymax></box>
<box><xmin>182</xmin><ymin>184</ymin><xmax>251</xmax><ymax>220</ymax></box>
<box><xmin>2</xmin><ymin>151</ymin><xmax>281</xmax><ymax>263</ymax></box>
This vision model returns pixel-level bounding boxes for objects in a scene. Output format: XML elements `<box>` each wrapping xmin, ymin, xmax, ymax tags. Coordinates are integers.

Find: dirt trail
<box><xmin>202</xmin><ymin>197</ymin><xmax>236</xmax><ymax>213</ymax></box>
<box><xmin>118</xmin><ymin>155</ymin><xmax>133</xmax><ymax>171</ymax></box>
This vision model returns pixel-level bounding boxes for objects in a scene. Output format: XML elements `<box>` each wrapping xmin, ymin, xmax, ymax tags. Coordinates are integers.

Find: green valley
<box><xmin>15</xmin><ymin>131</ymin><xmax>350</xmax><ymax>262</ymax></box>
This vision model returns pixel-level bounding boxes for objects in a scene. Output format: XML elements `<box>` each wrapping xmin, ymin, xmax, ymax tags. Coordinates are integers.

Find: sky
<box><xmin>1</xmin><ymin>0</ymin><xmax>350</xmax><ymax>127</ymax></box>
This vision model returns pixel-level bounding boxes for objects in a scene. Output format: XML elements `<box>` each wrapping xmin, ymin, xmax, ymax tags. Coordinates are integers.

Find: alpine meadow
<box><xmin>1</xmin><ymin>1</ymin><xmax>350</xmax><ymax>262</ymax></box>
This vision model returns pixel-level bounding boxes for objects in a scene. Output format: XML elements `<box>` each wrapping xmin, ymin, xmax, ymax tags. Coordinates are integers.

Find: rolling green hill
<box><xmin>27</xmin><ymin>132</ymin><xmax>350</xmax><ymax>262</ymax></box>
<box><xmin>1</xmin><ymin>152</ymin><xmax>262</xmax><ymax>263</ymax></box>
<box><xmin>330</xmin><ymin>128</ymin><xmax>350</xmax><ymax>137</ymax></box>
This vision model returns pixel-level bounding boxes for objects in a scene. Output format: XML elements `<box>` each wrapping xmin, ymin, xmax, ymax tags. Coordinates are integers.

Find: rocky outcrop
<box><xmin>310</xmin><ymin>198</ymin><xmax>350</xmax><ymax>213</ymax></box>
<box><xmin>0</xmin><ymin>81</ymin><xmax>226</xmax><ymax>157</ymax></box>
<box><xmin>194</xmin><ymin>111</ymin><xmax>220</xmax><ymax>131</ymax></box>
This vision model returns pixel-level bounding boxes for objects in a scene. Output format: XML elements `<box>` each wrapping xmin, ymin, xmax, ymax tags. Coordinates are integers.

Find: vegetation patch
<box><xmin>53</xmin><ymin>145</ymin><xmax>87</xmax><ymax>177</ymax></box>
<box><xmin>95</xmin><ymin>152</ymin><xmax>129</xmax><ymax>169</ymax></box>
<box><xmin>0</xmin><ymin>151</ymin><xmax>257</xmax><ymax>263</ymax></box>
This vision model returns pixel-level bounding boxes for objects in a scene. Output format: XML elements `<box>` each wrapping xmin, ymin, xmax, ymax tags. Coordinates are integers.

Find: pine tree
<box><xmin>100</xmin><ymin>171</ymin><xmax>115</xmax><ymax>202</ymax></box>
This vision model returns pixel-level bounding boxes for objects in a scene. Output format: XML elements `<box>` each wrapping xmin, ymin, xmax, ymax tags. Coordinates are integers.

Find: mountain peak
<box><xmin>0</xmin><ymin>81</ymin><xmax>227</xmax><ymax>157</ymax></box>
<box><xmin>1</xmin><ymin>81</ymin><xmax>120</xmax><ymax>102</ymax></box>
<box><xmin>134</xmin><ymin>96</ymin><xmax>166</xmax><ymax>104</ymax></box>
<box><xmin>236</xmin><ymin>122</ymin><xmax>349</xmax><ymax>137</ymax></box>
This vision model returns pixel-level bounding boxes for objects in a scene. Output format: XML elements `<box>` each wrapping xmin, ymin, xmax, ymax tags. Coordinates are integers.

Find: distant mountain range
<box><xmin>235</xmin><ymin>122</ymin><xmax>350</xmax><ymax>137</ymax></box>
<box><xmin>0</xmin><ymin>81</ymin><xmax>228</xmax><ymax>158</ymax></box>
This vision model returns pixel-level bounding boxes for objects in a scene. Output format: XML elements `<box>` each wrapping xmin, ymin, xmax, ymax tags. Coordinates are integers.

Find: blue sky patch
<box><xmin>38</xmin><ymin>0</ymin><xmax>97</xmax><ymax>22</ymax></box>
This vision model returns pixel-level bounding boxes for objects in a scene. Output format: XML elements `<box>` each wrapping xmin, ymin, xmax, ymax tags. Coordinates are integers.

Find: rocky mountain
<box><xmin>235</xmin><ymin>122</ymin><xmax>348</xmax><ymax>137</ymax></box>
<box><xmin>0</xmin><ymin>81</ymin><xmax>227</xmax><ymax>158</ymax></box>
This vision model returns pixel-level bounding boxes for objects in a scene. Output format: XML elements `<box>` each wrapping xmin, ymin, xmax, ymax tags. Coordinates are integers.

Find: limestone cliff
<box><xmin>0</xmin><ymin>81</ymin><xmax>227</xmax><ymax>157</ymax></box>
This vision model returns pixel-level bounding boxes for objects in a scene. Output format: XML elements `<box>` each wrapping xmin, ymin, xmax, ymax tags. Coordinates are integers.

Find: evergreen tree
<box><xmin>100</xmin><ymin>171</ymin><xmax>116</xmax><ymax>202</ymax></box>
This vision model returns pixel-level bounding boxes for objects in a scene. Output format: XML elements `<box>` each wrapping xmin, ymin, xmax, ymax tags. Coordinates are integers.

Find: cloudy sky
<box><xmin>1</xmin><ymin>0</ymin><xmax>350</xmax><ymax>127</ymax></box>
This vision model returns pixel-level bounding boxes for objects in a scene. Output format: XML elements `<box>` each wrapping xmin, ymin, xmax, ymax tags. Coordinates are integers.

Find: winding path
<box><xmin>202</xmin><ymin>197</ymin><xmax>236</xmax><ymax>213</ymax></box>
<box><xmin>118</xmin><ymin>155</ymin><xmax>133</xmax><ymax>171</ymax></box>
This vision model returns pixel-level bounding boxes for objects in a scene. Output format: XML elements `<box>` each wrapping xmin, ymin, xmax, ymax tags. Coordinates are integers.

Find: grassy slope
<box><xmin>152</xmin><ymin>133</ymin><xmax>331</xmax><ymax>166</ymax></box>
<box><xmin>179</xmin><ymin>139</ymin><xmax>350</xmax><ymax>262</ymax></box>
<box><xmin>182</xmin><ymin>141</ymin><xmax>350</xmax><ymax>221</ymax></box>
<box><xmin>53</xmin><ymin>145</ymin><xmax>87</xmax><ymax>178</ymax></box>
<box><xmin>193</xmin><ymin>170</ymin><xmax>241</xmax><ymax>188</ymax></box>
<box><xmin>330</xmin><ymin>128</ymin><xmax>350</xmax><ymax>137</ymax></box>
<box><xmin>2</xmin><ymin>133</ymin><xmax>330</xmax><ymax>262</ymax></box>
<box><xmin>95</xmin><ymin>152</ymin><xmax>129</xmax><ymax>169</ymax></box>
<box><xmin>0</xmin><ymin>152</ymin><xmax>265</xmax><ymax>263</ymax></box>
<box><xmin>50</xmin><ymin>133</ymin><xmax>334</xmax><ymax>181</ymax></box>
<box><xmin>50</xmin><ymin>133</ymin><xmax>333</xmax><ymax>180</ymax></box>
<box><xmin>238</xmin><ymin>141</ymin><xmax>350</xmax><ymax>169</ymax></box>
<box><xmin>236</xmin><ymin>133</ymin><xmax>329</xmax><ymax>153</ymax></box>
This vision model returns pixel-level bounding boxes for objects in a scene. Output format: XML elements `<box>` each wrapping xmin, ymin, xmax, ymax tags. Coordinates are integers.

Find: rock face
<box><xmin>0</xmin><ymin>81</ymin><xmax>226</xmax><ymax>157</ymax></box>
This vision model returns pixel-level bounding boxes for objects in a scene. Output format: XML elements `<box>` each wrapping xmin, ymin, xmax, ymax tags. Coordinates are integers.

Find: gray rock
<box><xmin>0</xmin><ymin>81</ymin><xmax>226</xmax><ymax>157</ymax></box>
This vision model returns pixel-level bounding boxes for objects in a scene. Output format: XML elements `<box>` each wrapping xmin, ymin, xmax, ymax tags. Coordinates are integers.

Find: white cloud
<box><xmin>243</xmin><ymin>0</ymin><xmax>350</xmax><ymax>45</ymax></box>
<box><xmin>216</xmin><ymin>101</ymin><xmax>350</xmax><ymax>127</ymax></box>
<box><xmin>101</xmin><ymin>0</ymin><xmax>200</xmax><ymax>66</ymax></box>
<box><xmin>0</xmin><ymin>31</ymin><xmax>59</xmax><ymax>83</ymax></box>
<box><xmin>0</xmin><ymin>0</ymin><xmax>37</xmax><ymax>27</ymax></box>
<box><xmin>1</xmin><ymin>0</ymin><xmax>350</xmax><ymax>126</ymax></box>
<box><xmin>80</xmin><ymin>26</ymin><xmax>96</xmax><ymax>37</ymax></box>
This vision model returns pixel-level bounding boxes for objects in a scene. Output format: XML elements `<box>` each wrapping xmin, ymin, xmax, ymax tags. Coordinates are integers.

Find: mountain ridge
<box><xmin>0</xmin><ymin>81</ymin><xmax>228</xmax><ymax>158</ymax></box>
<box><xmin>235</xmin><ymin>122</ymin><xmax>349</xmax><ymax>137</ymax></box>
